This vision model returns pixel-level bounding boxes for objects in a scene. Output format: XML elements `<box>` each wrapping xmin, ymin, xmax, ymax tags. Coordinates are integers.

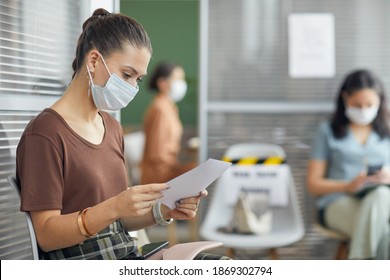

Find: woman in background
<box><xmin>141</xmin><ymin>62</ymin><xmax>196</xmax><ymax>184</ymax></box>
<box><xmin>307</xmin><ymin>69</ymin><xmax>390</xmax><ymax>259</ymax></box>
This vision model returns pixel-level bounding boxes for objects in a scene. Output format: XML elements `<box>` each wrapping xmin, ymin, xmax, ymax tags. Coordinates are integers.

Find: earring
<box><xmin>85</xmin><ymin>69</ymin><xmax>95</xmax><ymax>80</ymax></box>
<box><xmin>88</xmin><ymin>81</ymin><xmax>91</xmax><ymax>97</ymax></box>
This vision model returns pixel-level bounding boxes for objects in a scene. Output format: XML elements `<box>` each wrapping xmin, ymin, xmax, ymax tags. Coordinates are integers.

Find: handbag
<box><xmin>219</xmin><ymin>190</ymin><xmax>272</xmax><ymax>235</ymax></box>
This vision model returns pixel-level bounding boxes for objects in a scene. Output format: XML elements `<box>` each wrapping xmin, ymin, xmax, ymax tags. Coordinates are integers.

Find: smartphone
<box><xmin>129</xmin><ymin>241</ymin><xmax>169</xmax><ymax>260</ymax></box>
<box><xmin>367</xmin><ymin>164</ymin><xmax>382</xmax><ymax>176</ymax></box>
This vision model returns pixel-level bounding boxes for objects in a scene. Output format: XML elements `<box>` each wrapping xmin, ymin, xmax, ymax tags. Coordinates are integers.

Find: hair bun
<box><xmin>82</xmin><ymin>8</ymin><xmax>111</xmax><ymax>30</ymax></box>
<box><xmin>92</xmin><ymin>8</ymin><xmax>111</xmax><ymax>18</ymax></box>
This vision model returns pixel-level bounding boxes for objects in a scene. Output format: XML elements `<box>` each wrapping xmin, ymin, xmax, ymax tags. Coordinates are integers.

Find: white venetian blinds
<box><xmin>0</xmin><ymin>0</ymin><xmax>81</xmax><ymax>97</ymax></box>
<box><xmin>0</xmin><ymin>0</ymin><xmax>82</xmax><ymax>259</ymax></box>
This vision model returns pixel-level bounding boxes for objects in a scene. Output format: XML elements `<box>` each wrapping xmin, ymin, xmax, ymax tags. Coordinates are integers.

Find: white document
<box><xmin>288</xmin><ymin>13</ymin><xmax>335</xmax><ymax>78</ymax></box>
<box><xmin>157</xmin><ymin>158</ymin><xmax>232</xmax><ymax>209</ymax></box>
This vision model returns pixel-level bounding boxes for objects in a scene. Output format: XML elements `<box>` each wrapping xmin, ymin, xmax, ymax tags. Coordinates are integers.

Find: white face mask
<box><xmin>169</xmin><ymin>80</ymin><xmax>187</xmax><ymax>102</ymax></box>
<box><xmin>345</xmin><ymin>105</ymin><xmax>379</xmax><ymax>126</ymax></box>
<box><xmin>86</xmin><ymin>55</ymin><xmax>139</xmax><ymax>111</ymax></box>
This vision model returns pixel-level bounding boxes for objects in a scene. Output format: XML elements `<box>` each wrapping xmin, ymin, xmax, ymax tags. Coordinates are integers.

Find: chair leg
<box><xmin>269</xmin><ymin>248</ymin><xmax>278</xmax><ymax>260</ymax></box>
<box><xmin>188</xmin><ymin>217</ymin><xmax>199</xmax><ymax>241</ymax></box>
<box><xmin>167</xmin><ymin>221</ymin><xmax>178</xmax><ymax>246</ymax></box>
<box><xmin>335</xmin><ymin>241</ymin><xmax>348</xmax><ymax>260</ymax></box>
<box><xmin>226</xmin><ymin>248</ymin><xmax>235</xmax><ymax>259</ymax></box>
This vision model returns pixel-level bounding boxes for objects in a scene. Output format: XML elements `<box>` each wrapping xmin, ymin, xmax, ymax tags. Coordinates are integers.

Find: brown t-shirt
<box><xmin>16</xmin><ymin>108</ymin><xmax>128</xmax><ymax>214</ymax></box>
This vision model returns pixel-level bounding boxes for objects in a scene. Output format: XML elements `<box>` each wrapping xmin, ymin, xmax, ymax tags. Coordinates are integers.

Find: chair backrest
<box><xmin>200</xmin><ymin>143</ymin><xmax>304</xmax><ymax>249</ymax></box>
<box><xmin>2</xmin><ymin>175</ymin><xmax>40</xmax><ymax>259</ymax></box>
<box><xmin>224</xmin><ymin>143</ymin><xmax>286</xmax><ymax>159</ymax></box>
<box><xmin>123</xmin><ymin>131</ymin><xmax>145</xmax><ymax>185</ymax></box>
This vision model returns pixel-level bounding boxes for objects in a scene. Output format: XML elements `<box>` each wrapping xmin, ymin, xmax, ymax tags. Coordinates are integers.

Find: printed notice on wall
<box><xmin>288</xmin><ymin>13</ymin><xmax>335</xmax><ymax>78</ymax></box>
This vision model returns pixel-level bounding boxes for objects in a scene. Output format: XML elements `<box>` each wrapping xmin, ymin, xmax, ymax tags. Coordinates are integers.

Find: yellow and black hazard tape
<box><xmin>222</xmin><ymin>156</ymin><xmax>286</xmax><ymax>165</ymax></box>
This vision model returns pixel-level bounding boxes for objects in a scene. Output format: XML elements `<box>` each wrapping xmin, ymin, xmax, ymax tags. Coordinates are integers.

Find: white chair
<box><xmin>200</xmin><ymin>143</ymin><xmax>305</xmax><ymax>259</ymax></box>
<box><xmin>123</xmin><ymin>132</ymin><xmax>150</xmax><ymax>245</ymax></box>
<box><xmin>6</xmin><ymin>175</ymin><xmax>40</xmax><ymax>260</ymax></box>
<box><xmin>123</xmin><ymin>131</ymin><xmax>145</xmax><ymax>185</ymax></box>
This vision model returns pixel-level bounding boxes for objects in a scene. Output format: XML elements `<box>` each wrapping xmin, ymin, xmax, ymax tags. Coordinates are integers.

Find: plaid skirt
<box><xmin>41</xmin><ymin>220</ymin><xmax>139</xmax><ymax>260</ymax></box>
<box><xmin>40</xmin><ymin>221</ymin><xmax>231</xmax><ymax>260</ymax></box>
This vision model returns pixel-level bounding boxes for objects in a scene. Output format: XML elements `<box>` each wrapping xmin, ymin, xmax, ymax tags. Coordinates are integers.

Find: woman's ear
<box><xmin>341</xmin><ymin>91</ymin><xmax>349</xmax><ymax>106</ymax></box>
<box><xmin>85</xmin><ymin>50</ymin><xmax>100</xmax><ymax>72</ymax></box>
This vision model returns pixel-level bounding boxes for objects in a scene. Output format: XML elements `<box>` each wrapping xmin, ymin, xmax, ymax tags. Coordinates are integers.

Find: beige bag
<box><xmin>219</xmin><ymin>190</ymin><xmax>272</xmax><ymax>235</ymax></box>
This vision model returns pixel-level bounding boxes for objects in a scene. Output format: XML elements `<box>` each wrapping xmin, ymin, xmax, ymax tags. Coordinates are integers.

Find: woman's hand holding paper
<box><xmin>161</xmin><ymin>190</ymin><xmax>208</xmax><ymax>220</ymax></box>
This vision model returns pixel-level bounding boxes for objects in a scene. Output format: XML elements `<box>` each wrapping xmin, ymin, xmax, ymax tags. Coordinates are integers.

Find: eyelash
<box><xmin>123</xmin><ymin>73</ymin><xmax>132</xmax><ymax>79</ymax></box>
<box><xmin>123</xmin><ymin>73</ymin><xmax>143</xmax><ymax>83</ymax></box>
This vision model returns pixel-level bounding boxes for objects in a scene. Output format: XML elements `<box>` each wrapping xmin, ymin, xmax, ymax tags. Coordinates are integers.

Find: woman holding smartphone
<box><xmin>307</xmin><ymin>69</ymin><xmax>390</xmax><ymax>259</ymax></box>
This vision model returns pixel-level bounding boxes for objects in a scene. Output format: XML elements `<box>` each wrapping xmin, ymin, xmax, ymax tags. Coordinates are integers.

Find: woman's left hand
<box><xmin>161</xmin><ymin>190</ymin><xmax>208</xmax><ymax>220</ymax></box>
<box><xmin>366</xmin><ymin>167</ymin><xmax>390</xmax><ymax>185</ymax></box>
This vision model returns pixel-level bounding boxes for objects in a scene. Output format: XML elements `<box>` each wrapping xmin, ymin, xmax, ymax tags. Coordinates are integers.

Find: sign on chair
<box><xmin>221</xmin><ymin>157</ymin><xmax>290</xmax><ymax>207</ymax></box>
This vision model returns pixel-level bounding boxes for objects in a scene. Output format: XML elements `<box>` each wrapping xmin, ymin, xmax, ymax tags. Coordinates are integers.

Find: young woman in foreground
<box><xmin>16</xmin><ymin>9</ymin><xmax>220</xmax><ymax>260</ymax></box>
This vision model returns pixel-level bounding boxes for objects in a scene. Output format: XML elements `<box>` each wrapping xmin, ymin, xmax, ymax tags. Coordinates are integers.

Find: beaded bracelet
<box><xmin>152</xmin><ymin>202</ymin><xmax>173</xmax><ymax>226</ymax></box>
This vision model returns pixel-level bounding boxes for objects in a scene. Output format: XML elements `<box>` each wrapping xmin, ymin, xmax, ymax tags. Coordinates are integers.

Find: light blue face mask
<box><xmin>86</xmin><ymin>54</ymin><xmax>139</xmax><ymax>111</ymax></box>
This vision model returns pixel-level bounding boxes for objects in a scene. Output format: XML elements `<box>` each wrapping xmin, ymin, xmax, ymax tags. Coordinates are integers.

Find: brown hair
<box><xmin>148</xmin><ymin>62</ymin><xmax>180</xmax><ymax>92</ymax></box>
<box><xmin>71</xmin><ymin>8</ymin><xmax>152</xmax><ymax>79</ymax></box>
<box><xmin>331</xmin><ymin>69</ymin><xmax>390</xmax><ymax>139</ymax></box>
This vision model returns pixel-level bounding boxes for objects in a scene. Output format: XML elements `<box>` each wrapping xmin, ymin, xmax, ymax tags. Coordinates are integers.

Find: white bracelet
<box><xmin>152</xmin><ymin>202</ymin><xmax>173</xmax><ymax>226</ymax></box>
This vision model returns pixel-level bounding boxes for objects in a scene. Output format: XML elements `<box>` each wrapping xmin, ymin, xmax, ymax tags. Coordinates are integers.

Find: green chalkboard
<box><xmin>120</xmin><ymin>0</ymin><xmax>199</xmax><ymax>128</ymax></box>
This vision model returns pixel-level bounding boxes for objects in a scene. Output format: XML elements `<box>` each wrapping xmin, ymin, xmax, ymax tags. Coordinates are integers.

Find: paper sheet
<box><xmin>156</xmin><ymin>158</ymin><xmax>232</xmax><ymax>209</ymax></box>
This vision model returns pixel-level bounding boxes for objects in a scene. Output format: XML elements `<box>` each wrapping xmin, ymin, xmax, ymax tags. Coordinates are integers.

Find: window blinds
<box><xmin>0</xmin><ymin>0</ymin><xmax>81</xmax><ymax>97</ymax></box>
<box><xmin>0</xmin><ymin>0</ymin><xmax>82</xmax><ymax>259</ymax></box>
